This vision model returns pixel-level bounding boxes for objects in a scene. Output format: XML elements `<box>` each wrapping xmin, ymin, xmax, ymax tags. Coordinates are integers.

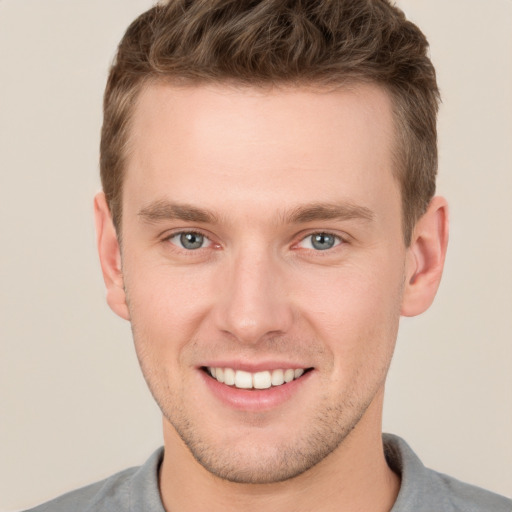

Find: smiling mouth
<box><xmin>202</xmin><ymin>366</ymin><xmax>312</xmax><ymax>390</ymax></box>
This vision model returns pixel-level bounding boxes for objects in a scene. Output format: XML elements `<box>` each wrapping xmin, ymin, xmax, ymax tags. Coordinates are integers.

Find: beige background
<box><xmin>1</xmin><ymin>0</ymin><xmax>511</xmax><ymax>510</ymax></box>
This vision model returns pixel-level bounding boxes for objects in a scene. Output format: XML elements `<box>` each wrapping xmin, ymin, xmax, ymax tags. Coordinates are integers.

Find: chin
<box><xmin>164</xmin><ymin>400</ymin><xmax>368</xmax><ymax>484</ymax></box>
<box><xmin>185</xmin><ymin>437</ymin><xmax>334</xmax><ymax>484</ymax></box>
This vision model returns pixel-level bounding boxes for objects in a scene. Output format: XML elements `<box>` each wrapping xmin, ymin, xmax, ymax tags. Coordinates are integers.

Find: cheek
<box><xmin>123</xmin><ymin>263</ymin><xmax>214</xmax><ymax>410</ymax></box>
<box><xmin>122</xmin><ymin>257</ymin><xmax>216</xmax><ymax>357</ymax></box>
<box><xmin>294</xmin><ymin>257</ymin><xmax>404</xmax><ymax>367</ymax></box>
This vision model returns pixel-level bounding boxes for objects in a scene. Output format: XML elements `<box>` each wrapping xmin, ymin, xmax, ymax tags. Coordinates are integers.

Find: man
<box><xmin>25</xmin><ymin>1</ymin><xmax>511</xmax><ymax>511</ymax></box>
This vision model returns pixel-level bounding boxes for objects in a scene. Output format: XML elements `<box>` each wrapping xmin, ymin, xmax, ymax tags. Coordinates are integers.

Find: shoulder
<box><xmin>22</xmin><ymin>467</ymin><xmax>136</xmax><ymax>512</ymax></box>
<box><xmin>429</xmin><ymin>470</ymin><xmax>512</xmax><ymax>512</ymax></box>
<box><xmin>22</xmin><ymin>448</ymin><xmax>164</xmax><ymax>512</ymax></box>
<box><xmin>384</xmin><ymin>434</ymin><xmax>512</xmax><ymax>512</ymax></box>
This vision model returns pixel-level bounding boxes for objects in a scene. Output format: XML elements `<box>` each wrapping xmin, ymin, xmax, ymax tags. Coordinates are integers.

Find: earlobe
<box><xmin>401</xmin><ymin>196</ymin><xmax>449</xmax><ymax>317</ymax></box>
<box><xmin>94</xmin><ymin>192</ymin><xmax>130</xmax><ymax>321</ymax></box>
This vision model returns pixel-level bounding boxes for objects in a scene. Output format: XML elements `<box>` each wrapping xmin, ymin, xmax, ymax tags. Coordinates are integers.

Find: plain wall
<box><xmin>1</xmin><ymin>1</ymin><xmax>511</xmax><ymax>510</ymax></box>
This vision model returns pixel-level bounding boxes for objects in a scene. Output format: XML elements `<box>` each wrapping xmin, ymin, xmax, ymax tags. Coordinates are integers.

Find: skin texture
<box><xmin>95</xmin><ymin>83</ymin><xmax>448</xmax><ymax>511</ymax></box>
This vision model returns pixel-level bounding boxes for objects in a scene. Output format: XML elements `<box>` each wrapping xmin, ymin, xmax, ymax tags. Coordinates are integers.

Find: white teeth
<box><xmin>224</xmin><ymin>368</ymin><xmax>235</xmax><ymax>386</ymax></box>
<box><xmin>235</xmin><ymin>370</ymin><xmax>253</xmax><ymax>389</ymax></box>
<box><xmin>284</xmin><ymin>369</ymin><xmax>295</xmax><ymax>383</ymax></box>
<box><xmin>208</xmin><ymin>366</ymin><xmax>307</xmax><ymax>389</ymax></box>
<box><xmin>271</xmin><ymin>369</ymin><xmax>284</xmax><ymax>386</ymax></box>
<box><xmin>253</xmin><ymin>371</ymin><xmax>272</xmax><ymax>389</ymax></box>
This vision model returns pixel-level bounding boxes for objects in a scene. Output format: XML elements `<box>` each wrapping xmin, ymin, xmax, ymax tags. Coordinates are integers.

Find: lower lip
<box><xmin>199</xmin><ymin>369</ymin><xmax>313</xmax><ymax>412</ymax></box>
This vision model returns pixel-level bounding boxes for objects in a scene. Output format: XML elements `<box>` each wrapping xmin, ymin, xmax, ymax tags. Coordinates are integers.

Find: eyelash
<box><xmin>295</xmin><ymin>232</ymin><xmax>343</xmax><ymax>251</ymax></box>
<box><xmin>164</xmin><ymin>230</ymin><xmax>213</xmax><ymax>251</ymax></box>
<box><xmin>162</xmin><ymin>230</ymin><xmax>345</xmax><ymax>253</ymax></box>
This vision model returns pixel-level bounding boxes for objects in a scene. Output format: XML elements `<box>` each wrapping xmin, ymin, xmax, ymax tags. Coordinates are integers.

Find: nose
<box><xmin>213</xmin><ymin>247</ymin><xmax>294</xmax><ymax>345</ymax></box>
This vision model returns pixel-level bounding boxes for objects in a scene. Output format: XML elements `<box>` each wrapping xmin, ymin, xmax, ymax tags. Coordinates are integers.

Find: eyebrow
<box><xmin>138</xmin><ymin>200</ymin><xmax>218</xmax><ymax>224</ymax></box>
<box><xmin>283</xmin><ymin>202</ymin><xmax>375</xmax><ymax>224</ymax></box>
<box><xmin>137</xmin><ymin>200</ymin><xmax>374</xmax><ymax>225</ymax></box>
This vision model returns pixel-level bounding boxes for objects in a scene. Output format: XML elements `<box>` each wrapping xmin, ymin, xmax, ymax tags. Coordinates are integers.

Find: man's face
<box><xmin>115</xmin><ymin>83</ymin><xmax>409</xmax><ymax>483</ymax></box>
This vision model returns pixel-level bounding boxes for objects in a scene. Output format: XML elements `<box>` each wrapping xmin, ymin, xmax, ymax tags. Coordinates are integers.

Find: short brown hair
<box><xmin>101</xmin><ymin>0</ymin><xmax>440</xmax><ymax>245</ymax></box>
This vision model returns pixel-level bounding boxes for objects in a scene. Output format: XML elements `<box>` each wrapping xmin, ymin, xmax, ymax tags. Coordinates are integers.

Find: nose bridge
<box><xmin>214</xmin><ymin>242</ymin><xmax>293</xmax><ymax>344</ymax></box>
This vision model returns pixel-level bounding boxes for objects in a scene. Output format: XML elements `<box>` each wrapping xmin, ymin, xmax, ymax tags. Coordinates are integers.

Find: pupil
<box><xmin>180</xmin><ymin>232</ymin><xmax>203</xmax><ymax>249</ymax></box>
<box><xmin>312</xmin><ymin>233</ymin><xmax>334</xmax><ymax>250</ymax></box>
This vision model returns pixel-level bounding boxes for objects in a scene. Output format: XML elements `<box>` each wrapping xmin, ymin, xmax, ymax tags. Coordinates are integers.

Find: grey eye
<box><xmin>179</xmin><ymin>232</ymin><xmax>205</xmax><ymax>250</ymax></box>
<box><xmin>311</xmin><ymin>233</ymin><xmax>336</xmax><ymax>250</ymax></box>
<box><xmin>297</xmin><ymin>232</ymin><xmax>341</xmax><ymax>251</ymax></box>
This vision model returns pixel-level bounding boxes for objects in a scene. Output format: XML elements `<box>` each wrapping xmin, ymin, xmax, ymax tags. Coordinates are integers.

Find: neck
<box><xmin>159</xmin><ymin>391</ymin><xmax>400</xmax><ymax>512</ymax></box>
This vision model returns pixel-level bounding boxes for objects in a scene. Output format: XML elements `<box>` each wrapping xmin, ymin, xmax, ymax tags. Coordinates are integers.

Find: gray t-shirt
<box><xmin>24</xmin><ymin>434</ymin><xmax>511</xmax><ymax>511</ymax></box>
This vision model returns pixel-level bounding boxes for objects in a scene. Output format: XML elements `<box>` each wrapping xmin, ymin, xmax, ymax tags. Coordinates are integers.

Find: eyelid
<box><xmin>162</xmin><ymin>229</ymin><xmax>214</xmax><ymax>250</ymax></box>
<box><xmin>159</xmin><ymin>228</ymin><xmax>348</xmax><ymax>252</ymax></box>
<box><xmin>294</xmin><ymin>231</ymin><xmax>346</xmax><ymax>250</ymax></box>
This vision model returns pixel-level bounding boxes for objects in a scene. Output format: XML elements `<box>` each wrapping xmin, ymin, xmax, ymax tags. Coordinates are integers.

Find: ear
<box><xmin>94</xmin><ymin>192</ymin><xmax>130</xmax><ymax>320</ymax></box>
<box><xmin>401</xmin><ymin>196</ymin><xmax>449</xmax><ymax>317</ymax></box>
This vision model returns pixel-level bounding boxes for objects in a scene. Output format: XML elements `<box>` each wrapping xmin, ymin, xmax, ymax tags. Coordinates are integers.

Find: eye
<box><xmin>168</xmin><ymin>231</ymin><xmax>211</xmax><ymax>250</ymax></box>
<box><xmin>298</xmin><ymin>232</ymin><xmax>341</xmax><ymax>251</ymax></box>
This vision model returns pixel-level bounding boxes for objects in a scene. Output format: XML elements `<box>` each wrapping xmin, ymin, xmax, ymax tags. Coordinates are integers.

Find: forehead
<box><xmin>123</xmin><ymin>82</ymin><xmax>399</xmax><ymax>224</ymax></box>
